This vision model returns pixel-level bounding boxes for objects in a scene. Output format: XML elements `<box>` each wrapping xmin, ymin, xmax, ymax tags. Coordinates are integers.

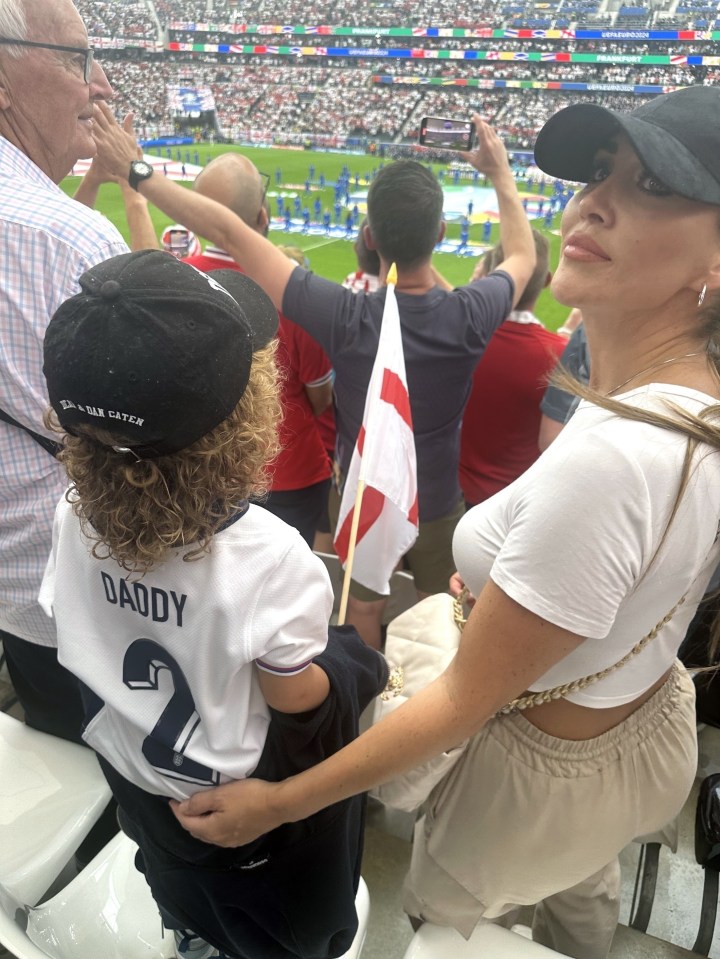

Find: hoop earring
<box><xmin>698</xmin><ymin>284</ymin><xmax>707</xmax><ymax>307</ymax></box>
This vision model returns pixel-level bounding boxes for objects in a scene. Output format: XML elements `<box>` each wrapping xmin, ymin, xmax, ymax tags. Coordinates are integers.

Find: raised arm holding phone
<box><xmin>92</xmin><ymin>104</ymin><xmax>534</xmax><ymax>309</ymax></box>
<box><xmin>93</xmin><ymin>103</ymin><xmax>537</xmax><ymax>652</ymax></box>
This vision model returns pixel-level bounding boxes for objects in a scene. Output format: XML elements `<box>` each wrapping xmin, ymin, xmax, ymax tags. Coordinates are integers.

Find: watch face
<box><xmin>134</xmin><ymin>161</ymin><xmax>153</xmax><ymax>177</ymax></box>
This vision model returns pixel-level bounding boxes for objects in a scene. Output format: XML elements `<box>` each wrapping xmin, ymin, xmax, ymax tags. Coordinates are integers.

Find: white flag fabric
<box><xmin>334</xmin><ymin>270</ymin><xmax>419</xmax><ymax>595</ymax></box>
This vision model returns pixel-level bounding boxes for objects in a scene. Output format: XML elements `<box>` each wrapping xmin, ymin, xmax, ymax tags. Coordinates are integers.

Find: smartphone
<box><xmin>418</xmin><ymin>116</ymin><xmax>475</xmax><ymax>151</ymax></box>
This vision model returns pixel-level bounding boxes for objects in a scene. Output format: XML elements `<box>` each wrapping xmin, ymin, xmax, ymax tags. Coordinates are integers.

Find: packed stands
<box><xmin>154</xmin><ymin>0</ymin><xmax>499</xmax><ymax>28</ymax></box>
<box><xmin>77</xmin><ymin>0</ymin><xmax>720</xmax><ymax>36</ymax></box>
<box><xmin>75</xmin><ymin>0</ymin><xmax>159</xmax><ymax>39</ymax></box>
<box><xmin>74</xmin><ymin>0</ymin><xmax>720</xmax><ymax>148</ymax></box>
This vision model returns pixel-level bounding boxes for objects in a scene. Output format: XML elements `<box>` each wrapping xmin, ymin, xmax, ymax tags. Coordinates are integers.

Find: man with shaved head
<box><xmin>191</xmin><ymin>152</ymin><xmax>270</xmax><ymax>236</ymax></box>
<box><xmin>183</xmin><ymin>152</ymin><xmax>334</xmax><ymax>545</ymax></box>
<box><xmin>0</xmin><ymin>0</ymin><xmax>128</xmax><ymax>741</ymax></box>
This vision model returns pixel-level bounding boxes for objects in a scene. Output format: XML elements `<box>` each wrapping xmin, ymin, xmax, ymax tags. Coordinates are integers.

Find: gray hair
<box><xmin>0</xmin><ymin>0</ymin><xmax>27</xmax><ymax>55</ymax></box>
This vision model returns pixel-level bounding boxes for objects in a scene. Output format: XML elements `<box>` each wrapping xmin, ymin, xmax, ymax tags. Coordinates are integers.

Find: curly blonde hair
<box><xmin>48</xmin><ymin>342</ymin><xmax>281</xmax><ymax>574</ymax></box>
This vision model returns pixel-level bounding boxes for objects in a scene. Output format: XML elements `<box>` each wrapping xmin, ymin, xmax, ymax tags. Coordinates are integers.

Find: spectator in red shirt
<box><xmin>182</xmin><ymin>153</ymin><xmax>333</xmax><ymax>545</ymax></box>
<box><xmin>459</xmin><ymin>230</ymin><xmax>566</xmax><ymax>506</ymax></box>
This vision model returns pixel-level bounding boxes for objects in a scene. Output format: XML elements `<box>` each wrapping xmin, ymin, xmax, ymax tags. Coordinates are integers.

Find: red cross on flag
<box><xmin>334</xmin><ymin>264</ymin><xmax>419</xmax><ymax>610</ymax></box>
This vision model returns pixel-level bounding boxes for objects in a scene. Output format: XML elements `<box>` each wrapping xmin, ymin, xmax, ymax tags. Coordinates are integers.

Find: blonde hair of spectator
<box><xmin>481</xmin><ymin>228</ymin><xmax>550</xmax><ymax>309</ymax></box>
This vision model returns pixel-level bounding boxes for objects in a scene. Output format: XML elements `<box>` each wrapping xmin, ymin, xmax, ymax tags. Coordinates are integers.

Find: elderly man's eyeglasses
<box><xmin>0</xmin><ymin>38</ymin><xmax>95</xmax><ymax>83</ymax></box>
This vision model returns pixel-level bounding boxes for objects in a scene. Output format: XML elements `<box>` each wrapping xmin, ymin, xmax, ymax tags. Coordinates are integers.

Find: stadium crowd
<box><xmin>152</xmin><ymin>0</ymin><xmax>720</xmax><ymax>28</ymax></box>
<box><xmin>100</xmin><ymin>54</ymin><xmax>695</xmax><ymax>145</ymax></box>
<box><xmin>74</xmin><ymin>0</ymin><xmax>720</xmax><ymax>38</ymax></box>
<box><xmin>69</xmin><ymin>0</ymin><xmax>716</xmax><ymax>147</ymax></box>
<box><xmin>67</xmin><ymin>0</ymin><xmax>719</xmax><ymax>148</ymax></box>
<box><xmin>75</xmin><ymin>0</ymin><xmax>158</xmax><ymax>38</ymax></box>
<box><xmin>153</xmin><ymin>0</ymin><xmax>499</xmax><ymax>27</ymax></box>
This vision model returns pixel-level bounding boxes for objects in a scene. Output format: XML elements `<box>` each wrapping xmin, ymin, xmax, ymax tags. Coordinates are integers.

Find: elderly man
<box><xmin>0</xmin><ymin>0</ymin><xmax>128</xmax><ymax>740</ymax></box>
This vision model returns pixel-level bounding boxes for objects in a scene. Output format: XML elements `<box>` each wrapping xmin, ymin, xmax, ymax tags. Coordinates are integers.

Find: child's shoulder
<box><xmin>215</xmin><ymin>504</ymin><xmax>320</xmax><ymax>567</ymax></box>
<box><xmin>219</xmin><ymin>503</ymin><xmax>304</xmax><ymax>542</ymax></box>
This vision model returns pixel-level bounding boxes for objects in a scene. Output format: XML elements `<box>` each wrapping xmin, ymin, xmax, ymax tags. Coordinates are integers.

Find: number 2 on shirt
<box><xmin>123</xmin><ymin>638</ymin><xmax>220</xmax><ymax>787</ymax></box>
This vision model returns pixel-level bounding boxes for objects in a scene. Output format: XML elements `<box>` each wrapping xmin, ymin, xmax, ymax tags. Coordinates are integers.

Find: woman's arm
<box><xmin>170</xmin><ymin>579</ymin><xmax>582</xmax><ymax>846</ymax></box>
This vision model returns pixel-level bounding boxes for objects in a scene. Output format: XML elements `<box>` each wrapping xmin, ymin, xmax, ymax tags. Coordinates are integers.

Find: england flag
<box><xmin>334</xmin><ymin>265</ymin><xmax>419</xmax><ymax>596</ymax></box>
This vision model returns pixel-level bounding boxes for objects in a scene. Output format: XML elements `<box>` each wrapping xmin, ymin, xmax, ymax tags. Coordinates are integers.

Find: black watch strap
<box><xmin>128</xmin><ymin>161</ymin><xmax>152</xmax><ymax>191</ymax></box>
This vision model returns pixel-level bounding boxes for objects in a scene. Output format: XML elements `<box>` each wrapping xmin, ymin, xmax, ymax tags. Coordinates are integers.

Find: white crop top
<box><xmin>453</xmin><ymin>384</ymin><xmax>720</xmax><ymax>707</ymax></box>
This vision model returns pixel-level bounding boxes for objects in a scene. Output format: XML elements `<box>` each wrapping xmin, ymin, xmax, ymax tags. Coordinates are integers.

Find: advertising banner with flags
<box><xmin>334</xmin><ymin>265</ymin><xmax>419</xmax><ymax>604</ymax></box>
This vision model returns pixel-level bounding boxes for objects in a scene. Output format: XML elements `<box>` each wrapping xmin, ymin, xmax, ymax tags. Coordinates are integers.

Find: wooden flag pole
<box><xmin>337</xmin><ymin>478</ymin><xmax>366</xmax><ymax>625</ymax></box>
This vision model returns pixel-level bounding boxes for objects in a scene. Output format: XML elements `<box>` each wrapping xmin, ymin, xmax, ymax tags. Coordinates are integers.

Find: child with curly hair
<box><xmin>39</xmin><ymin>250</ymin><xmax>386</xmax><ymax>959</ymax></box>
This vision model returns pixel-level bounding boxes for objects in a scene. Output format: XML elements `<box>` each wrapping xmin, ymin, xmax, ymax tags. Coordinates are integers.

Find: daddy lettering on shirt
<box><xmin>59</xmin><ymin>399</ymin><xmax>144</xmax><ymax>426</ymax></box>
<box><xmin>100</xmin><ymin>571</ymin><xmax>187</xmax><ymax>627</ymax></box>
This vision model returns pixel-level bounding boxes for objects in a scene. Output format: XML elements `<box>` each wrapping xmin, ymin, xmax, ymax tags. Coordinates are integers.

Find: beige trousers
<box><xmin>403</xmin><ymin>662</ymin><xmax>697</xmax><ymax>959</ymax></box>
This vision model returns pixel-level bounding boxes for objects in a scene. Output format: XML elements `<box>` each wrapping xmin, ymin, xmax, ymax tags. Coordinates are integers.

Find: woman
<box><xmin>128</xmin><ymin>88</ymin><xmax>718</xmax><ymax>958</ymax></box>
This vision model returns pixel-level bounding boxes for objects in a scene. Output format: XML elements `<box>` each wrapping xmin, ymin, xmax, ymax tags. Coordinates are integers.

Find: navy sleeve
<box><xmin>540</xmin><ymin>325</ymin><xmax>590</xmax><ymax>424</ymax></box>
<box><xmin>451</xmin><ymin>269</ymin><xmax>515</xmax><ymax>347</ymax></box>
<box><xmin>282</xmin><ymin>266</ymin><xmax>358</xmax><ymax>356</ymax></box>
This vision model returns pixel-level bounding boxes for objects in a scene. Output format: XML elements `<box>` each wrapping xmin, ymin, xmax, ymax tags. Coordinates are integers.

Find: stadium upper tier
<box><xmin>73</xmin><ymin>0</ymin><xmax>720</xmax><ymax>39</ymax></box>
<box><xmin>68</xmin><ymin>0</ymin><xmax>720</xmax><ymax>148</ymax></box>
<box><xmin>100</xmin><ymin>57</ymin><xmax>704</xmax><ymax>147</ymax></box>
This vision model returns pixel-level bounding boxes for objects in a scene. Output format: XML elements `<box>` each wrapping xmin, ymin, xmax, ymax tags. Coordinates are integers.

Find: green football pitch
<box><xmin>61</xmin><ymin>142</ymin><xmax>569</xmax><ymax>329</ymax></box>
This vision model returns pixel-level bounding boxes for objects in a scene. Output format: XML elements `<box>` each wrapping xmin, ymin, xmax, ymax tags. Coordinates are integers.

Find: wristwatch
<box><xmin>128</xmin><ymin>159</ymin><xmax>154</xmax><ymax>191</ymax></box>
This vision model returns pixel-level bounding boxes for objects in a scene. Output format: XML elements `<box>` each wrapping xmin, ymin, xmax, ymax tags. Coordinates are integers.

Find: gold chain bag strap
<box><xmin>386</xmin><ymin>589</ymin><xmax>687</xmax><ymax>712</ymax></box>
<box><xmin>370</xmin><ymin>589</ymin><xmax>686</xmax><ymax>814</ymax></box>
<box><xmin>451</xmin><ymin>591</ymin><xmax>687</xmax><ymax>716</ymax></box>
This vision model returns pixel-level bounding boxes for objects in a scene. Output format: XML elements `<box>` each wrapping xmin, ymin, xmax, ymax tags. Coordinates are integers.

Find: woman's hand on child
<box><xmin>170</xmin><ymin>779</ymin><xmax>284</xmax><ymax>847</ymax></box>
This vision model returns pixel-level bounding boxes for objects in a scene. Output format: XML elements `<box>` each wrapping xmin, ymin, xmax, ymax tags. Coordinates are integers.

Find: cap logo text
<box><xmin>59</xmin><ymin>399</ymin><xmax>145</xmax><ymax>426</ymax></box>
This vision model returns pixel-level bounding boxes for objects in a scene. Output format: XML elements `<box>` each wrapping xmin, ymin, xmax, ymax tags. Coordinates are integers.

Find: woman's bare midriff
<box><xmin>520</xmin><ymin>666</ymin><xmax>674</xmax><ymax>740</ymax></box>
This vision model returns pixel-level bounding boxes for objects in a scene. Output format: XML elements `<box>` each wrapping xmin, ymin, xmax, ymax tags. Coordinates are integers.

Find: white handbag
<box><xmin>369</xmin><ymin>592</ymin><xmax>469</xmax><ymax>813</ymax></box>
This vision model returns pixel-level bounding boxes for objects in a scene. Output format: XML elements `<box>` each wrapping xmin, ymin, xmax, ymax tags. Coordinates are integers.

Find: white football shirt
<box><xmin>40</xmin><ymin>500</ymin><xmax>333</xmax><ymax>799</ymax></box>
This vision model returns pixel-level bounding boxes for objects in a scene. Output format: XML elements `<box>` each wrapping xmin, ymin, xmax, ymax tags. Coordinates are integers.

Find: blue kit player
<box><xmin>459</xmin><ymin>216</ymin><xmax>470</xmax><ymax>250</ymax></box>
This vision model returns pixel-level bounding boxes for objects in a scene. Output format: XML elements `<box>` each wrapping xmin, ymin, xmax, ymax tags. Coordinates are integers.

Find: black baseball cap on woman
<box><xmin>43</xmin><ymin>250</ymin><xmax>278</xmax><ymax>459</ymax></box>
<box><xmin>534</xmin><ymin>85</ymin><xmax>720</xmax><ymax>206</ymax></box>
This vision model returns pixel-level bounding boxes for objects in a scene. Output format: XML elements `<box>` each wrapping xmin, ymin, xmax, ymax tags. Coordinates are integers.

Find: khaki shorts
<box><xmin>403</xmin><ymin>661</ymin><xmax>697</xmax><ymax>936</ymax></box>
<box><xmin>328</xmin><ymin>494</ymin><xmax>464</xmax><ymax>601</ymax></box>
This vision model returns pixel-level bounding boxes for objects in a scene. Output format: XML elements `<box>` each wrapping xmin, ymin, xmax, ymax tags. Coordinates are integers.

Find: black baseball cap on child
<box><xmin>43</xmin><ymin>250</ymin><xmax>278</xmax><ymax>459</ymax></box>
<box><xmin>534</xmin><ymin>85</ymin><xmax>720</xmax><ymax>206</ymax></box>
